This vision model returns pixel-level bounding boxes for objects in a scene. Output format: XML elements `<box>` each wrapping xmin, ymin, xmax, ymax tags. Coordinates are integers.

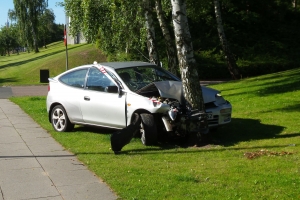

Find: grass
<box><xmin>2</xmin><ymin>42</ymin><xmax>300</xmax><ymax>199</ymax></box>
<box><xmin>0</xmin><ymin>41</ymin><xmax>106</xmax><ymax>86</ymax></box>
<box><xmin>11</xmin><ymin>92</ymin><xmax>300</xmax><ymax>199</ymax></box>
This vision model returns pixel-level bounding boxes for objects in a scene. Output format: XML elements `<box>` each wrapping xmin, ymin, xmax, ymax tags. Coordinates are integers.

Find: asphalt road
<box><xmin>0</xmin><ymin>85</ymin><xmax>48</xmax><ymax>99</ymax></box>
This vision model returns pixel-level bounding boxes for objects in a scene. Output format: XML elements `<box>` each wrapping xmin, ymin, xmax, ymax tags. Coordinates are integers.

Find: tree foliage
<box><xmin>1</xmin><ymin>1</ymin><xmax>63</xmax><ymax>55</ymax></box>
<box><xmin>7</xmin><ymin>0</ymin><xmax>300</xmax><ymax>78</ymax></box>
<box><xmin>64</xmin><ymin>0</ymin><xmax>147</xmax><ymax>58</ymax></box>
<box><xmin>0</xmin><ymin>25</ymin><xmax>20</xmax><ymax>56</ymax></box>
<box><xmin>13</xmin><ymin>0</ymin><xmax>48</xmax><ymax>53</ymax></box>
<box><xmin>39</xmin><ymin>8</ymin><xmax>55</xmax><ymax>48</ymax></box>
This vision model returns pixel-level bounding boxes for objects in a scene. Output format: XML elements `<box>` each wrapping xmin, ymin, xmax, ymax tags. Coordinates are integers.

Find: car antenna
<box><xmin>135</xmin><ymin>49</ymin><xmax>151</xmax><ymax>62</ymax></box>
<box><xmin>135</xmin><ymin>49</ymin><xmax>162</xmax><ymax>67</ymax></box>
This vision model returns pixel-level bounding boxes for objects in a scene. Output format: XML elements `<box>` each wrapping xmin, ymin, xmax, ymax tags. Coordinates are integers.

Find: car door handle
<box><xmin>84</xmin><ymin>96</ymin><xmax>90</xmax><ymax>101</ymax></box>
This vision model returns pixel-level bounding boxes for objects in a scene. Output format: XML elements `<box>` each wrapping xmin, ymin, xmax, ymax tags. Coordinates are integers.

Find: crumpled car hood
<box><xmin>137</xmin><ymin>81</ymin><xmax>219</xmax><ymax>104</ymax></box>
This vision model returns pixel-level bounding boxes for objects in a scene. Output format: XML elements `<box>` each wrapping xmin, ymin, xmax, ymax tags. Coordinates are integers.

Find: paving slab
<box><xmin>0</xmin><ymin>99</ymin><xmax>118</xmax><ymax>200</ymax></box>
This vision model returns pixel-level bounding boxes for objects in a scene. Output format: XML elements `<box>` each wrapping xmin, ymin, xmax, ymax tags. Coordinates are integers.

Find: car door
<box><xmin>57</xmin><ymin>68</ymin><xmax>89</xmax><ymax>123</ymax></box>
<box><xmin>80</xmin><ymin>67</ymin><xmax>126</xmax><ymax>128</ymax></box>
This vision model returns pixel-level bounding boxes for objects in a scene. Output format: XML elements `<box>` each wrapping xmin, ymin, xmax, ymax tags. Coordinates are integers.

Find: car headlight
<box><xmin>220</xmin><ymin>108</ymin><xmax>231</xmax><ymax>114</ymax></box>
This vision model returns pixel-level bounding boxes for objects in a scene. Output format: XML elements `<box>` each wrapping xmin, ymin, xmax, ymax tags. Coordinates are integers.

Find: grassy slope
<box><xmin>4</xmin><ymin>43</ymin><xmax>300</xmax><ymax>199</ymax></box>
<box><xmin>0</xmin><ymin>42</ymin><xmax>106</xmax><ymax>86</ymax></box>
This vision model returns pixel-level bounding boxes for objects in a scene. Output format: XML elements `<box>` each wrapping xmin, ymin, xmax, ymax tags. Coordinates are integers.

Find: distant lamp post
<box><xmin>64</xmin><ymin>24</ymin><xmax>68</xmax><ymax>71</ymax></box>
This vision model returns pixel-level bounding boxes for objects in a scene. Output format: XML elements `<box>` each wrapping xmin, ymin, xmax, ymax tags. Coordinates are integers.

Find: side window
<box><xmin>59</xmin><ymin>69</ymin><xmax>88</xmax><ymax>88</ymax></box>
<box><xmin>86</xmin><ymin>67</ymin><xmax>115</xmax><ymax>92</ymax></box>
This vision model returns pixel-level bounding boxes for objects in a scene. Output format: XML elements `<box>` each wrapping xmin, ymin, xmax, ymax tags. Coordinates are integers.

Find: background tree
<box><xmin>64</xmin><ymin>0</ymin><xmax>150</xmax><ymax>61</ymax></box>
<box><xmin>143</xmin><ymin>0</ymin><xmax>160</xmax><ymax>65</ymax></box>
<box><xmin>63</xmin><ymin>0</ymin><xmax>300</xmax><ymax>80</ymax></box>
<box><xmin>13</xmin><ymin>0</ymin><xmax>48</xmax><ymax>53</ymax></box>
<box><xmin>155</xmin><ymin>0</ymin><xmax>178</xmax><ymax>74</ymax></box>
<box><xmin>0</xmin><ymin>25</ymin><xmax>20</xmax><ymax>56</ymax></box>
<box><xmin>0</xmin><ymin>28</ymin><xmax>7</xmax><ymax>56</ymax></box>
<box><xmin>214</xmin><ymin>0</ymin><xmax>240</xmax><ymax>79</ymax></box>
<box><xmin>39</xmin><ymin>8</ymin><xmax>55</xmax><ymax>48</ymax></box>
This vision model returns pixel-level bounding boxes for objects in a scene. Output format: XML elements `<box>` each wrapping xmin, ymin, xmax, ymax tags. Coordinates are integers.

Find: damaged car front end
<box><xmin>112</xmin><ymin>63</ymin><xmax>231</xmax><ymax>150</ymax></box>
<box><xmin>135</xmin><ymin>81</ymin><xmax>208</xmax><ymax>137</ymax></box>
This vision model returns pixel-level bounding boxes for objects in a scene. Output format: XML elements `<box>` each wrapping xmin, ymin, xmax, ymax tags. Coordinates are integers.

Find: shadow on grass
<box><xmin>0</xmin><ymin>45</ymin><xmax>82</xmax><ymax>70</ymax></box>
<box><xmin>73</xmin><ymin>125</ymin><xmax>116</xmax><ymax>134</ymax></box>
<box><xmin>212</xmin><ymin>118</ymin><xmax>287</xmax><ymax>147</ymax></box>
<box><xmin>70</xmin><ymin>117</ymin><xmax>298</xmax><ymax>155</ymax></box>
<box><xmin>259</xmin><ymin>103</ymin><xmax>300</xmax><ymax>113</ymax></box>
<box><xmin>222</xmin><ymin>68</ymin><xmax>300</xmax><ymax>97</ymax></box>
<box><xmin>0</xmin><ymin>77</ymin><xmax>18</xmax><ymax>84</ymax></box>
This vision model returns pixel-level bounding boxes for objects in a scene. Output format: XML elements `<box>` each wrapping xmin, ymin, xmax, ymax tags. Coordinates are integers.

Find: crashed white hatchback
<box><xmin>46</xmin><ymin>61</ymin><xmax>231</xmax><ymax>145</ymax></box>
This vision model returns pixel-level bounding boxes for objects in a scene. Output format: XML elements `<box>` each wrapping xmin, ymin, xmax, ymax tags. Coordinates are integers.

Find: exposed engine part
<box><xmin>168</xmin><ymin>107</ymin><xmax>178</xmax><ymax>121</ymax></box>
<box><xmin>162</xmin><ymin>116</ymin><xmax>173</xmax><ymax>132</ymax></box>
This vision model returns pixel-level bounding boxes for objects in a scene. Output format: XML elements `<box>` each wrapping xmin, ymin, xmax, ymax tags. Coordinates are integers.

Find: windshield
<box><xmin>116</xmin><ymin>65</ymin><xmax>179</xmax><ymax>91</ymax></box>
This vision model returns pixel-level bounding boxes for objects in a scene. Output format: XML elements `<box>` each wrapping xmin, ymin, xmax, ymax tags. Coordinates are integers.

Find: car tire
<box><xmin>140</xmin><ymin>113</ymin><xmax>157</xmax><ymax>146</ymax></box>
<box><xmin>51</xmin><ymin>105</ymin><xmax>74</xmax><ymax>132</ymax></box>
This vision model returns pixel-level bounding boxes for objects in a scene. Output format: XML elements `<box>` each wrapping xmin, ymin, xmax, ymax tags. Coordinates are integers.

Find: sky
<box><xmin>0</xmin><ymin>0</ymin><xmax>66</xmax><ymax>27</ymax></box>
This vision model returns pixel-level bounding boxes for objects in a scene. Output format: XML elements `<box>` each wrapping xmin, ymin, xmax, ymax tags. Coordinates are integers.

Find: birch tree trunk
<box><xmin>171</xmin><ymin>0</ymin><xmax>209</xmax><ymax>142</ymax></box>
<box><xmin>293</xmin><ymin>0</ymin><xmax>297</xmax><ymax>10</ymax></box>
<box><xmin>155</xmin><ymin>0</ymin><xmax>178</xmax><ymax>74</ymax></box>
<box><xmin>214</xmin><ymin>0</ymin><xmax>240</xmax><ymax>79</ymax></box>
<box><xmin>143</xmin><ymin>0</ymin><xmax>160</xmax><ymax>65</ymax></box>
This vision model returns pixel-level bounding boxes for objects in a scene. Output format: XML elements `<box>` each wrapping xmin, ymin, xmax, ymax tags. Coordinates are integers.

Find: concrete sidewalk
<box><xmin>0</xmin><ymin>99</ymin><xmax>118</xmax><ymax>200</ymax></box>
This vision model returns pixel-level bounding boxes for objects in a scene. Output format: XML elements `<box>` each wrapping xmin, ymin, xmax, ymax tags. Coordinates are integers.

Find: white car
<box><xmin>46</xmin><ymin>61</ymin><xmax>231</xmax><ymax>145</ymax></box>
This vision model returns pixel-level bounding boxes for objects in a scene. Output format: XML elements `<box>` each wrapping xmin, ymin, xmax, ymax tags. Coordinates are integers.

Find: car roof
<box><xmin>98</xmin><ymin>61</ymin><xmax>157</xmax><ymax>69</ymax></box>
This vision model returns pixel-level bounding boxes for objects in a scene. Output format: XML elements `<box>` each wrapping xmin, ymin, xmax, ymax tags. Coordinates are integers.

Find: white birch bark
<box><xmin>143</xmin><ymin>0</ymin><xmax>160</xmax><ymax>65</ymax></box>
<box><xmin>155</xmin><ymin>0</ymin><xmax>178</xmax><ymax>74</ymax></box>
<box><xmin>171</xmin><ymin>0</ymin><xmax>205</xmax><ymax>111</ymax></box>
<box><xmin>171</xmin><ymin>0</ymin><xmax>209</xmax><ymax>141</ymax></box>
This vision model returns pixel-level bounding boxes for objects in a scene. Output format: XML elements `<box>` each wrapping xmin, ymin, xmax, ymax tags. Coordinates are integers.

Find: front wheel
<box><xmin>51</xmin><ymin>105</ymin><xmax>74</xmax><ymax>132</ymax></box>
<box><xmin>140</xmin><ymin>113</ymin><xmax>157</xmax><ymax>146</ymax></box>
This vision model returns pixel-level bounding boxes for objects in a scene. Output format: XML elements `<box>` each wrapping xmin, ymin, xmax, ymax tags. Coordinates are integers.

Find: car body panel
<box><xmin>80</xmin><ymin>90</ymin><xmax>126</xmax><ymax>128</ymax></box>
<box><xmin>126</xmin><ymin>91</ymin><xmax>170</xmax><ymax>124</ymax></box>
<box><xmin>47</xmin><ymin>79</ymin><xmax>84</xmax><ymax>123</ymax></box>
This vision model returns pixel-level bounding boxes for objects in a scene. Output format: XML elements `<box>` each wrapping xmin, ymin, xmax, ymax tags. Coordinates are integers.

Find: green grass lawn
<box><xmin>0</xmin><ymin>42</ymin><xmax>106</xmax><ymax>86</ymax></box>
<box><xmin>3</xmin><ymin>43</ymin><xmax>300</xmax><ymax>199</ymax></box>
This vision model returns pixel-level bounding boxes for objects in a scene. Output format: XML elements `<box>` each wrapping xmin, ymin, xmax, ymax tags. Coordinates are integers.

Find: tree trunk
<box><xmin>171</xmin><ymin>0</ymin><xmax>208</xmax><ymax>143</ymax></box>
<box><xmin>155</xmin><ymin>0</ymin><xmax>178</xmax><ymax>75</ymax></box>
<box><xmin>44</xmin><ymin>37</ymin><xmax>47</xmax><ymax>48</ymax></box>
<box><xmin>31</xmin><ymin>23</ymin><xmax>39</xmax><ymax>53</ymax></box>
<box><xmin>214</xmin><ymin>0</ymin><xmax>240</xmax><ymax>79</ymax></box>
<box><xmin>143</xmin><ymin>0</ymin><xmax>160</xmax><ymax>65</ymax></box>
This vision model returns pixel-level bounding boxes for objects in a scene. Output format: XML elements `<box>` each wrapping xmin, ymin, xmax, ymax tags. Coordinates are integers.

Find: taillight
<box><xmin>48</xmin><ymin>85</ymin><xmax>50</xmax><ymax>91</ymax></box>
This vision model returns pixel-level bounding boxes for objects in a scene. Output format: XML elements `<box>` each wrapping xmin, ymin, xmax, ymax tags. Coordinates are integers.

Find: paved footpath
<box><xmin>0</xmin><ymin>99</ymin><xmax>118</xmax><ymax>200</ymax></box>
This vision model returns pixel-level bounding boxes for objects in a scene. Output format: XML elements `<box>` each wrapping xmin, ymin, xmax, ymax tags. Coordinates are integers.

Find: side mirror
<box><xmin>105</xmin><ymin>86</ymin><xmax>119</xmax><ymax>93</ymax></box>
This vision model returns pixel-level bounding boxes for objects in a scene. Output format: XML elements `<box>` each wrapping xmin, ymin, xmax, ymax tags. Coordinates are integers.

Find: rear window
<box><xmin>59</xmin><ymin>69</ymin><xmax>88</xmax><ymax>88</ymax></box>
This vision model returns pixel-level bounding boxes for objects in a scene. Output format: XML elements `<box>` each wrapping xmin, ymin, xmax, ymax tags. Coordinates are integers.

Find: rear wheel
<box><xmin>140</xmin><ymin>113</ymin><xmax>157</xmax><ymax>146</ymax></box>
<box><xmin>51</xmin><ymin>105</ymin><xmax>74</xmax><ymax>132</ymax></box>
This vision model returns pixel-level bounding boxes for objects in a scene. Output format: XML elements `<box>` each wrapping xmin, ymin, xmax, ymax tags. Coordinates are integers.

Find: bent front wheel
<box><xmin>140</xmin><ymin>113</ymin><xmax>157</xmax><ymax>146</ymax></box>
